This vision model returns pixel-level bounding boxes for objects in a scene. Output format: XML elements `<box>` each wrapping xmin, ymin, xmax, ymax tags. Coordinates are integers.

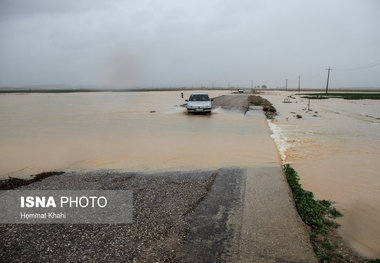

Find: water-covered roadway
<box><xmin>0</xmin><ymin>93</ymin><xmax>317</xmax><ymax>262</ymax></box>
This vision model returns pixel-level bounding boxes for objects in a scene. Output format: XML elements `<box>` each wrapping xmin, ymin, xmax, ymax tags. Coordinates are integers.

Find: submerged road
<box><xmin>0</xmin><ymin>95</ymin><xmax>317</xmax><ymax>262</ymax></box>
<box><xmin>212</xmin><ymin>94</ymin><xmax>251</xmax><ymax>112</ymax></box>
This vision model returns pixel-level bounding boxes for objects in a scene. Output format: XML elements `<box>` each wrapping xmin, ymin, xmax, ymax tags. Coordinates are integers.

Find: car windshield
<box><xmin>189</xmin><ymin>94</ymin><xmax>210</xmax><ymax>101</ymax></box>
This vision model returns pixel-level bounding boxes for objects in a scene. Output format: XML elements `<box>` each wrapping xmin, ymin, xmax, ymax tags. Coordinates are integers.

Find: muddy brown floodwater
<box><xmin>261</xmin><ymin>91</ymin><xmax>380</xmax><ymax>259</ymax></box>
<box><xmin>0</xmin><ymin>91</ymin><xmax>279</xmax><ymax>178</ymax></box>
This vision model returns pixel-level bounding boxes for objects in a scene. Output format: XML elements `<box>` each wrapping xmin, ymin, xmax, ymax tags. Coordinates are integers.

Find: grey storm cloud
<box><xmin>0</xmin><ymin>0</ymin><xmax>379</xmax><ymax>89</ymax></box>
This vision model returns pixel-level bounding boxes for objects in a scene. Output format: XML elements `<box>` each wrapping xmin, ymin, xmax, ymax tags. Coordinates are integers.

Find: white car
<box><xmin>186</xmin><ymin>93</ymin><xmax>213</xmax><ymax>113</ymax></box>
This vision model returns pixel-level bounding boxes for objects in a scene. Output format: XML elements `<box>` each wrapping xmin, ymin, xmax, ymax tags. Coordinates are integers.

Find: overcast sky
<box><xmin>0</xmin><ymin>0</ymin><xmax>379</xmax><ymax>89</ymax></box>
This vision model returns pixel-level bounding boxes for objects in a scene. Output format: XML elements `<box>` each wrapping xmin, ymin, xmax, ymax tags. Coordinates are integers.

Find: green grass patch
<box><xmin>301</xmin><ymin>93</ymin><xmax>380</xmax><ymax>100</ymax></box>
<box><xmin>284</xmin><ymin>163</ymin><xmax>380</xmax><ymax>262</ymax></box>
<box><xmin>284</xmin><ymin>164</ymin><xmax>345</xmax><ymax>262</ymax></box>
<box><xmin>284</xmin><ymin>164</ymin><xmax>342</xmax><ymax>234</ymax></box>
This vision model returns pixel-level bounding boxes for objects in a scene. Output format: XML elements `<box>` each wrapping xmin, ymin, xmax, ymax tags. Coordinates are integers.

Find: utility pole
<box><xmin>285</xmin><ymin>79</ymin><xmax>288</xmax><ymax>91</ymax></box>
<box><xmin>250</xmin><ymin>80</ymin><xmax>253</xmax><ymax>89</ymax></box>
<box><xmin>298</xmin><ymin>76</ymin><xmax>301</xmax><ymax>93</ymax></box>
<box><xmin>325</xmin><ymin>67</ymin><xmax>331</xmax><ymax>94</ymax></box>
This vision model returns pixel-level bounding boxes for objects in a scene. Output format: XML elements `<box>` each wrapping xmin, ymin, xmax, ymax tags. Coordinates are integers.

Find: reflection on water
<box><xmin>262</xmin><ymin>91</ymin><xmax>380</xmax><ymax>258</ymax></box>
<box><xmin>0</xmin><ymin>91</ymin><xmax>279</xmax><ymax>179</ymax></box>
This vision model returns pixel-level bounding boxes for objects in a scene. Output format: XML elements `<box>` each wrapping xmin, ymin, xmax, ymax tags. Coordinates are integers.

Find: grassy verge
<box><xmin>284</xmin><ymin>164</ymin><xmax>379</xmax><ymax>262</ymax></box>
<box><xmin>301</xmin><ymin>93</ymin><xmax>380</xmax><ymax>100</ymax></box>
<box><xmin>248</xmin><ymin>95</ymin><xmax>277</xmax><ymax>119</ymax></box>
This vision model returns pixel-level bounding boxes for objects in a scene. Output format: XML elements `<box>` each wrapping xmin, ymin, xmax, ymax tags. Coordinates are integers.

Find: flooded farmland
<box><xmin>262</xmin><ymin>91</ymin><xmax>380</xmax><ymax>258</ymax></box>
<box><xmin>1</xmin><ymin>89</ymin><xmax>379</xmax><ymax>258</ymax></box>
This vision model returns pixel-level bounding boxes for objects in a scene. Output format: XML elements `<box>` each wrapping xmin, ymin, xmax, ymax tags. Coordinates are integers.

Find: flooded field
<box><xmin>262</xmin><ymin>91</ymin><xmax>380</xmax><ymax>258</ymax></box>
<box><xmin>2</xmin><ymin>89</ymin><xmax>379</xmax><ymax>258</ymax></box>
<box><xmin>0</xmin><ymin>91</ymin><xmax>279</xmax><ymax>178</ymax></box>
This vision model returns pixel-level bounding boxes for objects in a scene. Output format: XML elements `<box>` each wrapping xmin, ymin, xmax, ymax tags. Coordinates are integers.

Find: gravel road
<box><xmin>0</xmin><ymin>169</ymin><xmax>246</xmax><ymax>262</ymax></box>
<box><xmin>0</xmin><ymin>170</ymin><xmax>218</xmax><ymax>262</ymax></box>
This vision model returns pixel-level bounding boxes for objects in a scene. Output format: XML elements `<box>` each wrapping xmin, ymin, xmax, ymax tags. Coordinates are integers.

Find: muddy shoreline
<box><xmin>261</xmin><ymin>91</ymin><xmax>380</xmax><ymax>259</ymax></box>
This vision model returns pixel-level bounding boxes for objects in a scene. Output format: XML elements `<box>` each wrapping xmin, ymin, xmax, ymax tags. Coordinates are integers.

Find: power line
<box><xmin>334</xmin><ymin>59</ymin><xmax>380</xmax><ymax>71</ymax></box>
<box><xmin>278</xmin><ymin>59</ymin><xmax>379</xmax><ymax>90</ymax></box>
